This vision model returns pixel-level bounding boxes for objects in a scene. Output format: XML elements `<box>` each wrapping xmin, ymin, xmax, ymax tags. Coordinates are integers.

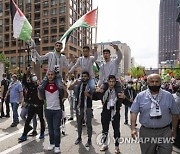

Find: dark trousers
<box><xmin>1</xmin><ymin>97</ymin><xmax>10</xmax><ymax>116</ymax></box>
<box><xmin>23</xmin><ymin>105</ymin><xmax>45</xmax><ymax>136</ymax></box>
<box><xmin>124</xmin><ymin>105</ymin><xmax>130</xmax><ymax>122</ymax></box>
<box><xmin>139</xmin><ymin>126</ymin><xmax>172</xmax><ymax>154</ymax></box>
<box><xmin>101</xmin><ymin>109</ymin><xmax>120</xmax><ymax>146</ymax></box>
<box><xmin>76</xmin><ymin>108</ymin><xmax>92</xmax><ymax>140</ymax></box>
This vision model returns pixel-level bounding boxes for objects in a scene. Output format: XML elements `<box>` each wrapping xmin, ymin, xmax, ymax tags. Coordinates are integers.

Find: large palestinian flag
<box><xmin>60</xmin><ymin>8</ymin><xmax>97</xmax><ymax>42</ymax></box>
<box><xmin>10</xmin><ymin>0</ymin><xmax>32</xmax><ymax>41</ymax></box>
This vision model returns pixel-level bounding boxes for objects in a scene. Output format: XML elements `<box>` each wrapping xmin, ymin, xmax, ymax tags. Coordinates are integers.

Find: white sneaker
<box><xmin>54</xmin><ymin>147</ymin><xmax>60</xmax><ymax>153</ymax></box>
<box><xmin>47</xmin><ymin>144</ymin><xmax>55</xmax><ymax>151</ymax></box>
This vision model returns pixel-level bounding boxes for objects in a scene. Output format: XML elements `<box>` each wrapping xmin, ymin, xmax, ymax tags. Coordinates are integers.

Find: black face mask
<box><xmin>148</xmin><ymin>85</ymin><xmax>161</xmax><ymax>92</ymax></box>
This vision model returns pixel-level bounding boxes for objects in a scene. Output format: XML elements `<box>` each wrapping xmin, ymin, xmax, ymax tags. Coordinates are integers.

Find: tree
<box><xmin>129</xmin><ymin>66</ymin><xmax>145</xmax><ymax>79</ymax></box>
<box><xmin>173</xmin><ymin>63</ymin><xmax>180</xmax><ymax>79</ymax></box>
<box><xmin>0</xmin><ymin>53</ymin><xmax>10</xmax><ymax>69</ymax></box>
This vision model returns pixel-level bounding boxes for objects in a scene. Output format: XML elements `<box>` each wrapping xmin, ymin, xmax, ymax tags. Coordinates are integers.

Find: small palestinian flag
<box><xmin>10</xmin><ymin>0</ymin><xmax>32</xmax><ymax>41</ymax></box>
<box><xmin>60</xmin><ymin>8</ymin><xmax>97</xmax><ymax>42</ymax></box>
<box><xmin>93</xmin><ymin>62</ymin><xmax>100</xmax><ymax>72</ymax></box>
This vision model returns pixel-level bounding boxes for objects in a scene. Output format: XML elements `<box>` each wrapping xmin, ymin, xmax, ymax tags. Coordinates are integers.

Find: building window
<box><xmin>51</xmin><ymin>36</ymin><xmax>57</xmax><ymax>43</ymax></box>
<box><xmin>59</xmin><ymin>7</ymin><xmax>65</xmax><ymax>14</ymax></box>
<box><xmin>18</xmin><ymin>56</ymin><xmax>23</xmax><ymax>68</ymax></box>
<box><xmin>51</xmin><ymin>0</ymin><xmax>57</xmax><ymax>6</ymax></box>
<box><xmin>43</xmin><ymin>1</ymin><xmax>49</xmax><ymax>8</ymax></box>
<box><xmin>51</xmin><ymin>17</ymin><xmax>57</xmax><ymax>24</ymax></box>
<box><xmin>43</xmin><ymin>10</ymin><xmax>48</xmax><ymax>16</ymax></box>
<box><xmin>43</xmin><ymin>27</ymin><xmax>49</xmax><ymax>35</ymax></box>
<box><xmin>59</xmin><ymin>26</ymin><xmax>65</xmax><ymax>32</ymax></box>
<box><xmin>43</xmin><ymin>19</ymin><xmax>49</xmax><ymax>26</ymax></box>
<box><xmin>43</xmin><ymin>36</ymin><xmax>49</xmax><ymax>43</ymax></box>
<box><xmin>34</xmin><ymin>21</ymin><xmax>40</xmax><ymax>28</ymax></box>
<box><xmin>51</xmin><ymin>8</ymin><xmax>56</xmax><ymax>15</ymax></box>
<box><xmin>59</xmin><ymin>17</ymin><xmax>65</xmax><ymax>24</ymax></box>
<box><xmin>51</xmin><ymin>26</ymin><xmax>57</xmax><ymax>34</ymax></box>
<box><xmin>59</xmin><ymin>0</ymin><xmax>65</xmax><ymax>4</ymax></box>
<box><xmin>0</xmin><ymin>42</ymin><xmax>2</xmax><ymax>48</ymax></box>
<box><xmin>11</xmin><ymin>57</ymin><xmax>16</xmax><ymax>67</ymax></box>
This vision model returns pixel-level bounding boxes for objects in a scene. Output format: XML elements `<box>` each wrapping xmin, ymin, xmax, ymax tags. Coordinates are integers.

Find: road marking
<box><xmin>0</xmin><ymin>105</ymin><xmax>102</xmax><ymax>154</ymax></box>
<box><xmin>0</xmin><ymin>133</ymin><xmax>8</xmax><ymax>137</ymax></box>
<box><xmin>0</xmin><ymin>128</ymin><xmax>23</xmax><ymax>142</ymax></box>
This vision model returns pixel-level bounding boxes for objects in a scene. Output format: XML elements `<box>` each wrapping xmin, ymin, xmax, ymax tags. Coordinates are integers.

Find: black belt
<box><xmin>142</xmin><ymin>124</ymin><xmax>171</xmax><ymax>130</ymax></box>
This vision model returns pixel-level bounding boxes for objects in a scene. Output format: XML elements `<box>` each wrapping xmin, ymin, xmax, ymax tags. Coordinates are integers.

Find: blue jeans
<box><xmin>45</xmin><ymin>109</ymin><xmax>62</xmax><ymax>147</ymax></box>
<box><xmin>74</xmin><ymin>77</ymin><xmax>95</xmax><ymax>98</ymax></box>
<box><xmin>39</xmin><ymin>75</ymin><xmax>63</xmax><ymax>99</ymax></box>
<box><xmin>11</xmin><ymin>102</ymin><xmax>19</xmax><ymax>124</ymax></box>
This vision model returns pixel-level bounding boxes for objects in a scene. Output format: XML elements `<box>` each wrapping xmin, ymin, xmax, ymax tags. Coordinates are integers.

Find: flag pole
<box><xmin>94</xmin><ymin>7</ymin><xmax>98</xmax><ymax>44</ymax></box>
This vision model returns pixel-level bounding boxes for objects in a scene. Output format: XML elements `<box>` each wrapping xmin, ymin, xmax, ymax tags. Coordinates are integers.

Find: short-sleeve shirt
<box><xmin>130</xmin><ymin>89</ymin><xmax>179</xmax><ymax>128</ymax></box>
<box><xmin>9</xmin><ymin>81</ymin><xmax>23</xmax><ymax>103</ymax></box>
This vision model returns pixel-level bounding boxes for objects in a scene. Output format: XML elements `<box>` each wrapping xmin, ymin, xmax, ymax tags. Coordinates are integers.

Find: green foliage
<box><xmin>130</xmin><ymin>66</ymin><xmax>144</xmax><ymax>78</ymax></box>
<box><xmin>0</xmin><ymin>53</ymin><xmax>10</xmax><ymax>68</ymax></box>
<box><xmin>173</xmin><ymin>63</ymin><xmax>180</xmax><ymax>79</ymax></box>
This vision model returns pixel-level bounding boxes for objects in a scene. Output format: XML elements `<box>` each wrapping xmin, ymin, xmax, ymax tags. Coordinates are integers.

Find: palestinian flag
<box><xmin>93</xmin><ymin>62</ymin><xmax>100</xmax><ymax>72</ymax></box>
<box><xmin>10</xmin><ymin>0</ymin><xmax>32</xmax><ymax>41</ymax></box>
<box><xmin>60</xmin><ymin>8</ymin><xmax>97</xmax><ymax>42</ymax></box>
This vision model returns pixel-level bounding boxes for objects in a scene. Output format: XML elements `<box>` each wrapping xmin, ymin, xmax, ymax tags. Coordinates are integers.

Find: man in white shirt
<box><xmin>31</xmin><ymin>41</ymin><xmax>70</xmax><ymax>99</ymax></box>
<box><xmin>69</xmin><ymin>45</ymin><xmax>98</xmax><ymax>96</ymax></box>
<box><xmin>38</xmin><ymin>70</ymin><xmax>65</xmax><ymax>153</ymax></box>
<box><xmin>96</xmin><ymin>43</ymin><xmax>123</xmax><ymax>98</ymax></box>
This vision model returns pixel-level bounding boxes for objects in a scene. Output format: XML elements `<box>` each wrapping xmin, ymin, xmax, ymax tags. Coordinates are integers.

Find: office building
<box><xmin>0</xmin><ymin>0</ymin><xmax>93</xmax><ymax>79</ymax></box>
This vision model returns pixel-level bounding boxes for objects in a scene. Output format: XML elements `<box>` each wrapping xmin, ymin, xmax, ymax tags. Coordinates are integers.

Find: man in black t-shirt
<box><xmin>0</xmin><ymin>73</ymin><xmax>10</xmax><ymax>118</ymax></box>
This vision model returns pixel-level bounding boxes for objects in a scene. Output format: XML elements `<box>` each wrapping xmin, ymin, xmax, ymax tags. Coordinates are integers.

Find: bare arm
<box><xmin>130</xmin><ymin>112</ymin><xmax>138</xmax><ymax>139</ymax></box>
<box><xmin>19</xmin><ymin>91</ymin><xmax>23</xmax><ymax>104</ymax></box>
<box><xmin>38</xmin><ymin>89</ymin><xmax>43</xmax><ymax>100</ymax></box>
<box><xmin>4</xmin><ymin>89</ymin><xmax>10</xmax><ymax>101</ymax></box>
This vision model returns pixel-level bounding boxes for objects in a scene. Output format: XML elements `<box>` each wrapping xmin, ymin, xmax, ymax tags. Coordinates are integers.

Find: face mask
<box><xmin>127</xmin><ymin>84</ymin><xmax>132</xmax><ymax>88</ymax></box>
<box><xmin>148</xmin><ymin>85</ymin><xmax>161</xmax><ymax>92</ymax></box>
<box><xmin>32</xmin><ymin>76</ymin><xmax>38</xmax><ymax>82</ymax></box>
<box><xmin>11</xmin><ymin>78</ymin><xmax>14</xmax><ymax>82</ymax></box>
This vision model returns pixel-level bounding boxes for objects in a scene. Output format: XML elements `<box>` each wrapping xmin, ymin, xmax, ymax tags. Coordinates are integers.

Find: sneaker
<box><xmin>47</xmin><ymin>144</ymin><xmax>55</xmax><ymax>151</ymax></box>
<box><xmin>100</xmin><ymin>144</ymin><xmax>108</xmax><ymax>151</ymax></box>
<box><xmin>54</xmin><ymin>147</ymin><xmax>60</xmax><ymax>153</ymax></box>
<box><xmin>115</xmin><ymin>146</ymin><xmax>120</xmax><ymax>154</ymax></box>
<box><xmin>85</xmin><ymin>139</ymin><xmax>91</xmax><ymax>147</ymax></box>
<box><xmin>75</xmin><ymin>137</ymin><xmax>82</xmax><ymax>145</ymax></box>
<box><xmin>10</xmin><ymin>123</ymin><xmax>17</xmax><ymax>127</ymax></box>
<box><xmin>18</xmin><ymin>135</ymin><xmax>27</xmax><ymax>143</ymax></box>
<box><xmin>29</xmin><ymin>131</ymin><xmax>38</xmax><ymax>136</ymax></box>
<box><xmin>39</xmin><ymin>134</ymin><xmax>45</xmax><ymax>139</ymax></box>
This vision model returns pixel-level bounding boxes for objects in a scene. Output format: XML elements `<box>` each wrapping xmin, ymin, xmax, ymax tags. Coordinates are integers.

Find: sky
<box><xmin>93</xmin><ymin>0</ymin><xmax>160</xmax><ymax>69</ymax></box>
